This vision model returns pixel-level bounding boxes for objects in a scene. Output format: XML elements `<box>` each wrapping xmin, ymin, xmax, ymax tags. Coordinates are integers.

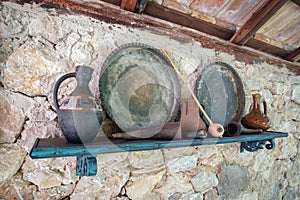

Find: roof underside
<box><xmin>7</xmin><ymin>0</ymin><xmax>300</xmax><ymax>65</ymax></box>
<box><xmin>144</xmin><ymin>0</ymin><xmax>300</xmax><ymax>63</ymax></box>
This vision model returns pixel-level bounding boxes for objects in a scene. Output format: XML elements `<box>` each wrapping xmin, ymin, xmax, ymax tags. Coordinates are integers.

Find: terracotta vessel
<box><xmin>53</xmin><ymin>66</ymin><xmax>103</xmax><ymax>143</ymax></box>
<box><xmin>241</xmin><ymin>94</ymin><xmax>270</xmax><ymax>131</ymax></box>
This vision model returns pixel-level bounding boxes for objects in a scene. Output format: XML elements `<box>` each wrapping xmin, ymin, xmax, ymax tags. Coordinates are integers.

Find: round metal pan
<box><xmin>99</xmin><ymin>43</ymin><xmax>181</xmax><ymax>132</ymax></box>
<box><xmin>195</xmin><ymin>62</ymin><xmax>245</xmax><ymax>127</ymax></box>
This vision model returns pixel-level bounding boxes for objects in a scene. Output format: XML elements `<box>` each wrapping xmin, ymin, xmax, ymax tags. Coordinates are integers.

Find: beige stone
<box><xmin>0</xmin><ymin>144</ymin><xmax>27</xmax><ymax>185</ymax></box>
<box><xmin>220</xmin><ymin>144</ymin><xmax>253</xmax><ymax>166</ymax></box>
<box><xmin>97</xmin><ymin>152</ymin><xmax>128</xmax><ymax>168</ymax></box>
<box><xmin>183</xmin><ymin>193</ymin><xmax>203</xmax><ymax>200</ymax></box>
<box><xmin>0</xmin><ymin>93</ymin><xmax>25</xmax><ymax>143</ymax></box>
<box><xmin>25</xmin><ymin>169</ymin><xmax>63</xmax><ymax>189</ymax></box>
<box><xmin>204</xmin><ymin>189</ymin><xmax>220</xmax><ymax>200</ymax></box>
<box><xmin>22</xmin><ymin>156</ymin><xmax>78</xmax><ymax>190</ymax></box>
<box><xmin>0</xmin><ymin>88</ymin><xmax>35</xmax><ymax>143</ymax></box>
<box><xmin>167</xmin><ymin>155</ymin><xmax>197</xmax><ymax>174</ymax></box>
<box><xmin>276</xmin><ymin>136</ymin><xmax>298</xmax><ymax>160</ymax></box>
<box><xmin>163</xmin><ymin>147</ymin><xmax>196</xmax><ymax>160</ymax></box>
<box><xmin>0</xmin><ymin>173</ymin><xmax>50</xmax><ymax>200</ymax></box>
<box><xmin>70</xmin><ymin>176</ymin><xmax>103</xmax><ymax>200</ymax></box>
<box><xmin>17</xmin><ymin>121</ymin><xmax>62</xmax><ymax>152</ymax></box>
<box><xmin>232</xmin><ymin>192</ymin><xmax>258</xmax><ymax>200</ymax></box>
<box><xmin>3</xmin><ymin>42</ymin><xmax>68</xmax><ymax>96</ymax></box>
<box><xmin>286</xmin><ymin>156</ymin><xmax>300</xmax><ymax>187</ymax></box>
<box><xmin>196</xmin><ymin>145</ymin><xmax>224</xmax><ymax>168</ymax></box>
<box><xmin>129</xmin><ymin>150</ymin><xmax>164</xmax><ymax>169</ymax></box>
<box><xmin>131</xmin><ymin>165</ymin><xmax>166</xmax><ymax>176</ymax></box>
<box><xmin>71</xmin><ymin>168</ymin><xmax>130</xmax><ymax>199</ymax></box>
<box><xmin>40</xmin><ymin>184</ymin><xmax>75</xmax><ymax>199</ymax></box>
<box><xmin>143</xmin><ymin>192</ymin><xmax>161</xmax><ymax>200</ymax></box>
<box><xmin>155</xmin><ymin>173</ymin><xmax>194</xmax><ymax>197</ymax></box>
<box><xmin>251</xmin><ymin>151</ymin><xmax>275</xmax><ymax>172</ymax></box>
<box><xmin>71</xmin><ymin>156</ymin><xmax>130</xmax><ymax>199</ymax></box>
<box><xmin>126</xmin><ymin>170</ymin><xmax>166</xmax><ymax>200</ymax></box>
<box><xmin>191</xmin><ymin>167</ymin><xmax>218</xmax><ymax>192</ymax></box>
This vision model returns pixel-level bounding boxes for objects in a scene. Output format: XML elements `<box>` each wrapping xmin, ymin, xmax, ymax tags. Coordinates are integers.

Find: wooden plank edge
<box><xmin>143</xmin><ymin>1</ymin><xmax>234</xmax><ymax>40</ymax></box>
<box><xmin>285</xmin><ymin>47</ymin><xmax>300</xmax><ymax>62</ymax></box>
<box><xmin>291</xmin><ymin>0</ymin><xmax>300</xmax><ymax>6</ymax></box>
<box><xmin>230</xmin><ymin>0</ymin><xmax>288</xmax><ymax>44</ymax></box>
<box><xmin>30</xmin><ymin>132</ymin><xmax>287</xmax><ymax>158</ymax></box>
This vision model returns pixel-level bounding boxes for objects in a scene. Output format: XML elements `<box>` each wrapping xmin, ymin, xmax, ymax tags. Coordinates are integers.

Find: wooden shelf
<box><xmin>30</xmin><ymin>131</ymin><xmax>287</xmax><ymax>158</ymax></box>
<box><xmin>30</xmin><ymin>131</ymin><xmax>288</xmax><ymax>176</ymax></box>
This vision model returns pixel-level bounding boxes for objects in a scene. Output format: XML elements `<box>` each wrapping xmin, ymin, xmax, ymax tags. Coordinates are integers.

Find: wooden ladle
<box><xmin>162</xmin><ymin>50</ymin><xmax>224</xmax><ymax>138</ymax></box>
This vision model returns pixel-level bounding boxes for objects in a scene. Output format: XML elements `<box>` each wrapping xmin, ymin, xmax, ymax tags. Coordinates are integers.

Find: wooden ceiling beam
<box><xmin>230</xmin><ymin>0</ymin><xmax>288</xmax><ymax>45</ymax></box>
<box><xmin>291</xmin><ymin>0</ymin><xmax>300</xmax><ymax>7</ymax></box>
<box><xmin>285</xmin><ymin>47</ymin><xmax>300</xmax><ymax>62</ymax></box>
<box><xmin>144</xmin><ymin>2</ymin><xmax>234</xmax><ymax>40</ymax></box>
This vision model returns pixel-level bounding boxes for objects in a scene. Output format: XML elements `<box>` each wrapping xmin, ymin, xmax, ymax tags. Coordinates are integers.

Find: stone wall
<box><xmin>0</xmin><ymin>2</ymin><xmax>299</xmax><ymax>200</ymax></box>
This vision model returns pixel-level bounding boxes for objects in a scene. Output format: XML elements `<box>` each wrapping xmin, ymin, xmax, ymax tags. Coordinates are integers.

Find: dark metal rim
<box><xmin>99</xmin><ymin>43</ymin><xmax>181</xmax><ymax>124</ymax></box>
<box><xmin>195</xmin><ymin>61</ymin><xmax>245</xmax><ymax>123</ymax></box>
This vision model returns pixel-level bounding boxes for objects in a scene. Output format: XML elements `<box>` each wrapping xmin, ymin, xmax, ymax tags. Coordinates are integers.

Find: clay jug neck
<box><xmin>73</xmin><ymin>66</ymin><xmax>93</xmax><ymax>96</ymax></box>
<box><xmin>252</xmin><ymin>94</ymin><xmax>261</xmax><ymax>112</ymax></box>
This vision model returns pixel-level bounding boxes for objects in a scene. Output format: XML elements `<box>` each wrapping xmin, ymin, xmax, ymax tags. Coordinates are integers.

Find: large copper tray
<box><xmin>99</xmin><ymin>43</ymin><xmax>181</xmax><ymax>132</ymax></box>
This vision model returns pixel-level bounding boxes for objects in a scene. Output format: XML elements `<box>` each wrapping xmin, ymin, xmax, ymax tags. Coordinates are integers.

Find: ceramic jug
<box><xmin>241</xmin><ymin>94</ymin><xmax>270</xmax><ymax>131</ymax></box>
<box><xmin>53</xmin><ymin>66</ymin><xmax>103</xmax><ymax>143</ymax></box>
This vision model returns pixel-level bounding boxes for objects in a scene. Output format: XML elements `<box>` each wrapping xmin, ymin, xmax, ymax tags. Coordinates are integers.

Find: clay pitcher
<box><xmin>53</xmin><ymin>66</ymin><xmax>103</xmax><ymax>143</ymax></box>
<box><xmin>241</xmin><ymin>94</ymin><xmax>270</xmax><ymax>131</ymax></box>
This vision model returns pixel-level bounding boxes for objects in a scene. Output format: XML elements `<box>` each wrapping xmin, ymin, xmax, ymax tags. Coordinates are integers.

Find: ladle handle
<box><xmin>162</xmin><ymin>50</ymin><xmax>213</xmax><ymax>125</ymax></box>
<box><xmin>53</xmin><ymin>72</ymin><xmax>76</xmax><ymax>111</ymax></box>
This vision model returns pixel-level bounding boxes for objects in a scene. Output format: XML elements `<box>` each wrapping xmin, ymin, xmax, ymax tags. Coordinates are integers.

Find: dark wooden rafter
<box><xmin>291</xmin><ymin>0</ymin><xmax>300</xmax><ymax>6</ymax></box>
<box><xmin>144</xmin><ymin>2</ymin><xmax>234</xmax><ymax>40</ymax></box>
<box><xmin>103</xmin><ymin>0</ymin><xmax>121</xmax><ymax>6</ymax></box>
<box><xmin>245</xmin><ymin>38</ymin><xmax>290</xmax><ymax>57</ymax></box>
<box><xmin>284</xmin><ymin>47</ymin><xmax>300</xmax><ymax>61</ymax></box>
<box><xmin>230</xmin><ymin>0</ymin><xmax>288</xmax><ymax>45</ymax></box>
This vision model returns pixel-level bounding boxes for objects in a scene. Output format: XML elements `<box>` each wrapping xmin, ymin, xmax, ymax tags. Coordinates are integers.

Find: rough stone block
<box><xmin>291</xmin><ymin>84</ymin><xmax>300</xmax><ymax>105</ymax></box>
<box><xmin>0</xmin><ymin>89</ymin><xmax>35</xmax><ymax>143</ymax></box>
<box><xmin>191</xmin><ymin>167</ymin><xmax>218</xmax><ymax>192</ymax></box>
<box><xmin>126</xmin><ymin>170</ymin><xmax>165</xmax><ymax>200</ymax></box>
<box><xmin>129</xmin><ymin>150</ymin><xmax>164</xmax><ymax>169</ymax></box>
<box><xmin>155</xmin><ymin>173</ymin><xmax>194</xmax><ymax>197</ymax></box>
<box><xmin>167</xmin><ymin>155</ymin><xmax>197</xmax><ymax>174</ymax></box>
<box><xmin>0</xmin><ymin>144</ymin><xmax>27</xmax><ymax>185</ymax></box>
<box><xmin>217</xmin><ymin>163</ymin><xmax>249</xmax><ymax>199</ymax></box>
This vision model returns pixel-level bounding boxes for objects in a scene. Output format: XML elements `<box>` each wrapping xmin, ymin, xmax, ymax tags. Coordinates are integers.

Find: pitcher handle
<box><xmin>263</xmin><ymin>99</ymin><xmax>267</xmax><ymax>115</ymax></box>
<box><xmin>53</xmin><ymin>72</ymin><xmax>76</xmax><ymax>111</ymax></box>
